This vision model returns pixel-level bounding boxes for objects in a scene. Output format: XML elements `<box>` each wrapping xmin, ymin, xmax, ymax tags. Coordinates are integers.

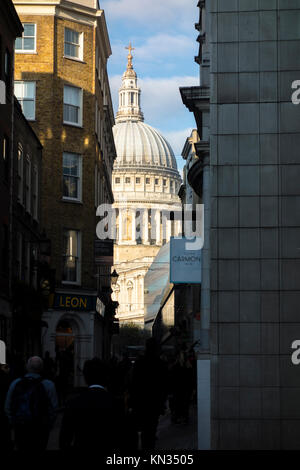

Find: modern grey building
<box><xmin>181</xmin><ymin>0</ymin><xmax>300</xmax><ymax>449</ymax></box>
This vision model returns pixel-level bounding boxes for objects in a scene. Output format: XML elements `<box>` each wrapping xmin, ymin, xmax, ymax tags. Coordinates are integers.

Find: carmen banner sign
<box><xmin>170</xmin><ymin>237</ymin><xmax>202</xmax><ymax>284</ymax></box>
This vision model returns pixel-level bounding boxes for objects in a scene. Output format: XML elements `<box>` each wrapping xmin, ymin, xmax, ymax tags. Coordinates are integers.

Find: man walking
<box><xmin>129</xmin><ymin>338</ymin><xmax>168</xmax><ymax>450</ymax></box>
<box><xmin>5</xmin><ymin>356</ymin><xmax>58</xmax><ymax>451</ymax></box>
<box><xmin>59</xmin><ymin>358</ymin><xmax>120</xmax><ymax>451</ymax></box>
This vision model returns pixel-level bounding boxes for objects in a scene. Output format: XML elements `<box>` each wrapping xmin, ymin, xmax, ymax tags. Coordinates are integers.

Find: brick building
<box><xmin>0</xmin><ymin>0</ymin><xmax>23</xmax><ymax>352</ymax></box>
<box><xmin>13</xmin><ymin>0</ymin><xmax>116</xmax><ymax>385</ymax></box>
<box><xmin>12</xmin><ymin>97</ymin><xmax>43</xmax><ymax>358</ymax></box>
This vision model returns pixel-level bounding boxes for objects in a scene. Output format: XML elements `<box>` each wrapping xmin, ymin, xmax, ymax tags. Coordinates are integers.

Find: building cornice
<box><xmin>13</xmin><ymin>1</ymin><xmax>104</xmax><ymax>28</ymax></box>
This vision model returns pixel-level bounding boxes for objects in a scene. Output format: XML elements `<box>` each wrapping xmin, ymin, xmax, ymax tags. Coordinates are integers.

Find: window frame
<box><xmin>64</xmin><ymin>27</ymin><xmax>83</xmax><ymax>61</ymax></box>
<box><xmin>14</xmin><ymin>81</ymin><xmax>36</xmax><ymax>121</ymax></box>
<box><xmin>15</xmin><ymin>23</ymin><xmax>37</xmax><ymax>54</ymax></box>
<box><xmin>3</xmin><ymin>136</ymin><xmax>9</xmax><ymax>181</ymax></box>
<box><xmin>62</xmin><ymin>152</ymin><xmax>82</xmax><ymax>202</ymax></box>
<box><xmin>4</xmin><ymin>49</ymin><xmax>10</xmax><ymax>95</ymax></box>
<box><xmin>32</xmin><ymin>164</ymin><xmax>38</xmax><ymax>220</ymax></box>
<box><xmin>25</xmin><ymin>155</ymin><xmax>31</xmax><ymax>214</ymax></box>
<box><xmin>63</xmin><ymin>85</ymin><xmax>83</xmax><ymax>127</ymax></box>
<box><xmin>24</xmin><ymin>241</ymin><xmax>30</xmax><ymax>284</ymax></box>
<box><xmin>17</xmin><ymin>144</ymin><xmax>24</xmax><ymax>205</ymax></box>
<box><xmin>16</xmin><ymin>232</ymin><xmax>22</xmax><ymax>280</ymax></box>
<box><xmin>62</xmin><ymin>229</ymin><xmax>81</xmax><ymax>285</ymax></box>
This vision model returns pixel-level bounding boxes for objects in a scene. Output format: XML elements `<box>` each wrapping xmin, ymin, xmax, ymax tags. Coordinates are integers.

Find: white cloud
<box><xmin>138</xmin><ymin>75</ymin><xmax>198</xmax><ymax>125</ymax></box>
<box><xmin>163</xmin><ymin>128</ymin><xmax>194</xmax><ymax>158</ymax></box>
<box><xmin>111</xmin><ymin>34</ymin><xmax>194</xmax><ymax>66</ymax></box>
<box><xmin>101</xmin><ymin>0</ymin><xmax>197</xmax><ymax>33</ymax></box>
<box><xmin>109</xmin><ymin>74</ymin><xmax>198</xmax><ymax>124</ymax></box>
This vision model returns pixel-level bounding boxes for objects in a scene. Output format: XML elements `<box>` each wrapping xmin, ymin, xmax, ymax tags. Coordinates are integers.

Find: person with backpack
<box><xmin>4</xmin><ymin>356</ymin><xmax>58</xmax><ymax>452</ymax></box>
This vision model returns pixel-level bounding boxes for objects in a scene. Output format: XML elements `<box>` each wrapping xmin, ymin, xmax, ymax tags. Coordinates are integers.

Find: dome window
<box><xmin>155</xmin><ymin>178</ymin><xmax>159</xmax><ymax>185</ymax></box>
<box><xmin>125</xmin><ymin>177</ymin><xmax>131</xmax><ymax>184</ymax></box>
<box><xmin>136</xmin><ymin>177</ymin><xmax>141</xmax><ymax>184</ymax></box>
<box><xmin>115</xmin><ymin>177</ymin><xmax>120</xmax><ymax>184</ymax></box>
<box><xmin>163</xmin><ymin>179</ymin><xmax>167</xmax><ymax>186</ymax></box>
<box><xmin>146</xmin><ymin>177</ymin><xmax>150</xmax><ymax>184</ymax></box>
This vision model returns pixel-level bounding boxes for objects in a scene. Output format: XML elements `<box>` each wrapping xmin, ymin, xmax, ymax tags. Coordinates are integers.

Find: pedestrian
<box><xmin>129</xmin><ymin>338</ymin><xmax>168</xmax><ymax>450</ymax></box>
<box><xmin>169</xmin><ymin>350</ymin><xmax>194</xmax><ymax>424</ymax></box>
<box><xmin>59</xmin><ymin>357</ymin><xmax>121</xmax><ymax>451</ymax></box>
<box><xmin>55</xmin><ymin>349</ymin><xmax>70</xmax><ymax>406</ymax></box>
<box><xmin>4</xmin><ymin>356</ymin><xmax>58</xmax><ymax>452</ymax></box>
<box><xmin>43</xmin><ymin>351</ymin><xmax>56</xmax><ymax>381</ymax></box>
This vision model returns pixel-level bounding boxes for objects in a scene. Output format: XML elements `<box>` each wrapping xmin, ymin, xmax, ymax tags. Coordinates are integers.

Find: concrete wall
<box><xmin>210</xmin><ymin>0</ymin><xmax>300</xmax><ymax>449</ymax></box>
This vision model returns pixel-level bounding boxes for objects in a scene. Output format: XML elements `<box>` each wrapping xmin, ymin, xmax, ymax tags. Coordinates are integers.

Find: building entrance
<box><xmin>55</xmin><ymin>320</ymin><xmax>75</xmax><ymax>398</ymax></box>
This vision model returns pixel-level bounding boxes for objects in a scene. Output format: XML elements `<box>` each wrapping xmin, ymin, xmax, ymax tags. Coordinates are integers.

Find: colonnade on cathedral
<box><xmin>116</xmin><ymin>206</ymin><xmax>182</xmax><ymax>245</ymax></box>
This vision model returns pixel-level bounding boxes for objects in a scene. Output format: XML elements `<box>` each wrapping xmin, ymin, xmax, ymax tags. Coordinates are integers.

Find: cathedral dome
<box><xmin>113</xmin><ymin>120</ymin><xmax>178</xmax><ymax>171</ymax></box>
<box><xmin>112</xmin><ymin>43</ymin><xmax>178</xmax><ymax>173</ymax></box>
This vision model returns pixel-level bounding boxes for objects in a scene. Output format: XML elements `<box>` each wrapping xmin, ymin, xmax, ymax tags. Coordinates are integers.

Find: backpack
<box><xmin>10</xmin><ymin>376</ymin><xmax>50</xmax><ymax>426</ymax></box>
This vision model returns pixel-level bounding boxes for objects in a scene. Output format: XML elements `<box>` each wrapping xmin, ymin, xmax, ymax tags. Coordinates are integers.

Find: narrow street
<box><xmin>47</xmin><ymin>404</ymin><xmax>197</xmax><ymax>451</ymax></box>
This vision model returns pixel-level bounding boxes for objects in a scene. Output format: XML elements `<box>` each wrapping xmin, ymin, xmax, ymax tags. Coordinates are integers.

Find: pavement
<box><xmin>47</xmin><ymin>403</ymin><xmax>197</xmax><ymax>451</ymax></box>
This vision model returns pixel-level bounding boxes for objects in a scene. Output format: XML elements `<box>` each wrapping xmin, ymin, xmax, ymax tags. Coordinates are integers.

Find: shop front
<box><xmin>42</xmin><ymin>290</ymin><xmax>103</xmax><ymax>388</ymax></box>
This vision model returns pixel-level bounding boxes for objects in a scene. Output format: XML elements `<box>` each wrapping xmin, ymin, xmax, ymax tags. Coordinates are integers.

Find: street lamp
<box><xmin>111</xmin><ymin>269</ymin><xmax>119</xmax><ymax>286</ymax></box>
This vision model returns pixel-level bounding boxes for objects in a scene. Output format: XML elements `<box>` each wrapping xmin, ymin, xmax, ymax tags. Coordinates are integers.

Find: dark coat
<box><xmin>59</xmin><ymin>387</ymin><xmax>119</xmax><ymax>451</ymax></box>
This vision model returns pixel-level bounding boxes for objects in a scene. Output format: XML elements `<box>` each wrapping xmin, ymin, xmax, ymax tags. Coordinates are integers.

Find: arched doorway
<box><xmin>55</xmin><ymin>320</ymin><xmax>75</xmax><ymax>399</ymax></box>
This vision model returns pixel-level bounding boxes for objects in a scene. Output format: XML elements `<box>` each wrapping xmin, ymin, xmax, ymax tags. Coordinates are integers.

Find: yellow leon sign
<box><xmin>53</xmin><ymin>293</ymin><xmax>96</xmax><ymax>311</ymax></box>
<box><xmin>59</xmin><ymin>296</ymin><xmax>87</xmax><ymax>309</ymax></box>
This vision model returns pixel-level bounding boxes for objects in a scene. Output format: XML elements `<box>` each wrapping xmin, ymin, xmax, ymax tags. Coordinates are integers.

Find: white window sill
<box><xmin>16</xmin><ymin>50</ymin><xmax>37</xmax><ymax>54</ymax></box>
<box><xmin>64</xmin><ymin>55</ymin><xmax>85</xmax><ymax>64</ymax></box>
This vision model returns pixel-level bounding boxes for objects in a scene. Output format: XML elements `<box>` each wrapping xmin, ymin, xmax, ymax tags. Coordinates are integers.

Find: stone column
<box><xmin>142</xmin><ymin>208</ymin><xmax>149</xmax><ymax>244</ymax></box>
<box><xmin>155</xmin><ymin>209</ymin><xmax>161</xmax><ymax>245</ymax></box>
<box><xmin>166</xmin><ymin>217</ymin><xmax>172</xmax><ymax>242</ymax></box>
<box><xmin>118</xmin><ymin>208</ymin><xmax>123</xmax><ymax>243</ymax></box>
<box><xmin>131</xmin><ymin>208</ymin><xmax>136</xmax><ymax>243</ymax></box>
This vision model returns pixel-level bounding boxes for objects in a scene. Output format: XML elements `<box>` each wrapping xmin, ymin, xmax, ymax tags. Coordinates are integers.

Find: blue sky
<box><xmin>100</xmin><ymin>0</ymin><xmax>199</xmax><ymax>169</ymax></box>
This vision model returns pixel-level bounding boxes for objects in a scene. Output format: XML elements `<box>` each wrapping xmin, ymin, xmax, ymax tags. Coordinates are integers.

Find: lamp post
<box><xmin>111</xmin><ymin>269</ymin><xmax>119</xmax><ymax>286</ymax></box>
<box><xmin>96</xmin><ymin>269</ymin><xmax>119</xmax><ymax>360</ymax></box>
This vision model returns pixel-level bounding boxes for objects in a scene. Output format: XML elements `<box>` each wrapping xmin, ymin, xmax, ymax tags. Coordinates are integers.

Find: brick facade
<box><xmin>0</xmin><ymin>0</ymin><xmax>23</xmax><ymax>351</ymax></box>
<box><xmin>13</xmin><ymin>0</ymin><xmax>116</xmax><ymax>377</ymax></box>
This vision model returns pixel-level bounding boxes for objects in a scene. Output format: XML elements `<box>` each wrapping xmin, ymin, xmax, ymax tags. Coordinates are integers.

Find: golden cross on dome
<box><xmin>126</xmin><ymin>42</ymin><xmax>135</xmax><ymax>56</ymax></box>
<box><xmin>125</xmin><ymin>42</ymin><xmax>135</xmax><ymax>68</ymax></box>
